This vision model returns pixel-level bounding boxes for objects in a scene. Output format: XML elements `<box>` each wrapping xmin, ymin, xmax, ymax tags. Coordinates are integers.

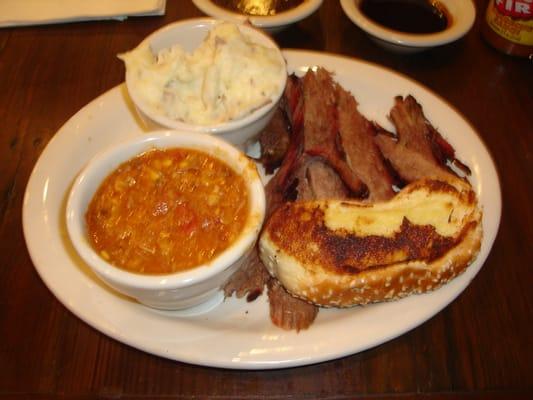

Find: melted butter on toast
<box><xmin>324</xmin><ymin>182</ymin><xmax>472</xmax><ymax>238</ymax></box>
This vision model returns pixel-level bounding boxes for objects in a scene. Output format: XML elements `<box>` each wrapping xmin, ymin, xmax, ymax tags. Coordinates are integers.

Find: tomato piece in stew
<box><xmin>85</xmin><ymin>148</ymin><xmax>249</xmax><ymax>274</ymax></box>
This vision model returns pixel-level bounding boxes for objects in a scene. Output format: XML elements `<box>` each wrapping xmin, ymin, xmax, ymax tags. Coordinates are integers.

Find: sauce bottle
<box><xmin>482</xmin><ymin>0</ymin><xmax>533</xmax><ymax>58</ymax></box>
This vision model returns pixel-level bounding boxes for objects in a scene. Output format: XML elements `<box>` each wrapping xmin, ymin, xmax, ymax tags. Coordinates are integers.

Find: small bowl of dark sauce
<box><xmin>340</xmin><ymin>0</ymin><xmax>475</xmax><ymax>53</ymax></box>
<box><xmin>193</xmin><ymin>0</ymin><xmax>323</xmax><ymax>33</ymax></box>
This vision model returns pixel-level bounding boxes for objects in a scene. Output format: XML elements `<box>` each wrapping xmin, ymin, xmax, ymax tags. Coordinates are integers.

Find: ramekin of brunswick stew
<box><xmin>86</xmin><ymin>148</ymin><xmax>249</xmax><ymax>275</ymax></box>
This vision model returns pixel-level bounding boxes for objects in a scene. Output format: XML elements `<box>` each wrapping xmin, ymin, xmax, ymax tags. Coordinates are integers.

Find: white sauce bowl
<box><xmin>340</xmin><ymin>0</ymin><xmax>476</xmax><ymax>54</ymax></box>
<box><xmin>124</xmin><ymin>18</ymin><xmax>287</xmax><ymax>147</ymax></box>
<box><xmin>66</xmin><ymin>131</ymin><xmax>265</xmax><ymax>311</ymax></box>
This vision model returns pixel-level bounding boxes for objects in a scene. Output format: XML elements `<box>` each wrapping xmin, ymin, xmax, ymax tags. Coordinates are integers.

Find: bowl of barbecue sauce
<box><xmin>192</xmin><ymin>0</ymin><xmax>323</xmax><ymax>33</ymax></box>
<box><xmin>340</xmin><ymin>0</ymin><xmax>476</xmax><ymax>53</ymax></box>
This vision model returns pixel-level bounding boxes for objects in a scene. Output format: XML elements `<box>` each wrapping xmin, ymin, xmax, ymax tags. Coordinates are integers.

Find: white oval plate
<box><xmin>23</xmin><ymin>50</ymin><xmax>501</xmax><ymax>369</ymax></box>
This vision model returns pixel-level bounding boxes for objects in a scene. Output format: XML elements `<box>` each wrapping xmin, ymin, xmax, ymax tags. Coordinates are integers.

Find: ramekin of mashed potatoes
<box><xmin>120</xmin><ymin>19</ymin><xmax>287</xmax><ymax>145</ymax></box>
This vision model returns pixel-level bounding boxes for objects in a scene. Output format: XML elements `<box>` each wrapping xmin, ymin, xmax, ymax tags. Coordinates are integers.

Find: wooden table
<box><xmin>1</xmin><ymin>1</ymin><xmax>531</xmax><ymax>398</ymax></box>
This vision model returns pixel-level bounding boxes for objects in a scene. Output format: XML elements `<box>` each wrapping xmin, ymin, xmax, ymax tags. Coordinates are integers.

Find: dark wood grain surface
<box><xmin>0</xmin><ymin>1</ymin><xmax>531</xmax><ymax>398</ymax></box>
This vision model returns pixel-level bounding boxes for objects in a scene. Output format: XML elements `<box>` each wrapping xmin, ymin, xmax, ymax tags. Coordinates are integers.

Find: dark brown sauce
<box><xmin>359</xmin><ymin>0</ymin><xmax>451</xmax><ymax>34</ymax></box>
<box><xmin>211</xmin><ymin>0</ymin><xmax>306</xmax><ymax>16</ymax></box>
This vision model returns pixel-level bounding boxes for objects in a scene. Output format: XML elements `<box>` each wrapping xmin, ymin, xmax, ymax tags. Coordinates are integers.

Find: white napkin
<box><xmin>0</xmin><ymin>0</ymin><xmax>167</xmax><ymax>28</ymax></box>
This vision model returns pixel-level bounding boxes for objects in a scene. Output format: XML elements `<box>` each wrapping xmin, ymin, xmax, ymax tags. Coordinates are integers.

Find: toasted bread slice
<box><xmin>259</xmin><ymin>178</ymin><xmax>483</xmax><ymax>307</ymax></box>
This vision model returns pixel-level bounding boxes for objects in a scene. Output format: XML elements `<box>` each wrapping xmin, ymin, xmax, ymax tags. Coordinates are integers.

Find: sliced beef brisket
<box><xmin>377</xmin><ymin>95</ymin><xmax>470</xmax><ymax>182</ymax></box>
<box><xmin>375</xmin><ymin>133</ymin><xmax>456</xmax><ymax>182</ymax></box>
<box><xmin>336</xmin><ymin>84</ymin><xmax>395</xmax><ymax>202</ymax></box>
<box><xmin>223</xmin><ymin>249</ymin><xmax>270</xmax><ymax>301</ymax></box>
<box><xmin>302</xmin><ymin>68</ymin><xmax>367</xmax><ymax>197</ymax></box>
<box><xmin>267</xmin><ymin>279</ymin><xmax>319</xmax><ymax>332</ymax></box>
<box><xmin>258</xmin><ymin>107</ymin><xmax>291</xmax><ymax>174</ymax></box>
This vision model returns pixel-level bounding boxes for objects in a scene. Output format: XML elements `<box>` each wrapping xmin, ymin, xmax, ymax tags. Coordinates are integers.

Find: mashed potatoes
<box><xmin>119</xmin><ymin>23</ymin><xmax>285</xmax><ymax>125</ymax></box>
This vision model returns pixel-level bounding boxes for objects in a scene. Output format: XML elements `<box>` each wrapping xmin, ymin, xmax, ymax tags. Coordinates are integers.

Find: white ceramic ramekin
<box><xmin>66</xmin><ymin>131</ymin><xmax>265</xmax><ymax>311</ymax></box>
<box><xmin>192</xmin><ymin>0</ymin><xmax>323</xmax><ymax>33</ymax></box>
<box><xmin>340</xmin><ymin>0</ymin><xmax>476</xmax><ymax>54</ymax></box>
<box><xmin>123</xmin><ymin>18</ymin><xmax>287</xmax><ymax>147</ymax></box>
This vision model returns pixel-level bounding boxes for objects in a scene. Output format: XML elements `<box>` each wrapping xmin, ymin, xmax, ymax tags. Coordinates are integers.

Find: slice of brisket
<box><xmin>306</xmin><ymin>158</ymin><xmax>349</xmax><ymax>200</ymax></box>
<box><xmin>258</xmin><ymin>107</ymin><xmax>291</xmax><ymax>175</ymax></box>
<box><xmin>336</xmin><ymin>84</ymin><xmax>395</xmax><ymax>202</ymax></box>
<box><xmin>375</xmin><ymin>133</ymin><xmax>457</xmax><ymax>183</ymax></box>
<box><xmin>389</xmin><ymin>95</ymin><xmax>437</xmax><ymax>162</ymax></box>
<box><xmin>273</xmin><ymin>75</ymin><xmax>305</xmax><ymax>192</ymax></box>
<box><xmin>223</xmin><ymin>249</ymin><xmax>270</xmax><ymax>301</ymax></box>
<box><xmin>378</xmin><ymin>95</ymin><xmax>470</xmax><ymax>181</ymax></box>
<box><xmin>302</xmin><ymin>68</ymin><xmax>367</xmax><ymax>197</ymax></box>
<box><xmin>267</xmin><ymin>279</ymin><xmax>319</xmax><ymax>332</ymax></box>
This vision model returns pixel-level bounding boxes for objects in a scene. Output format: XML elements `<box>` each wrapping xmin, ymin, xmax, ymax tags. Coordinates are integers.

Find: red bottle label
<box><xmin>495</xmin><ymin>0</ymin><xmax>533</xmax><ymax>19</ymax></box>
